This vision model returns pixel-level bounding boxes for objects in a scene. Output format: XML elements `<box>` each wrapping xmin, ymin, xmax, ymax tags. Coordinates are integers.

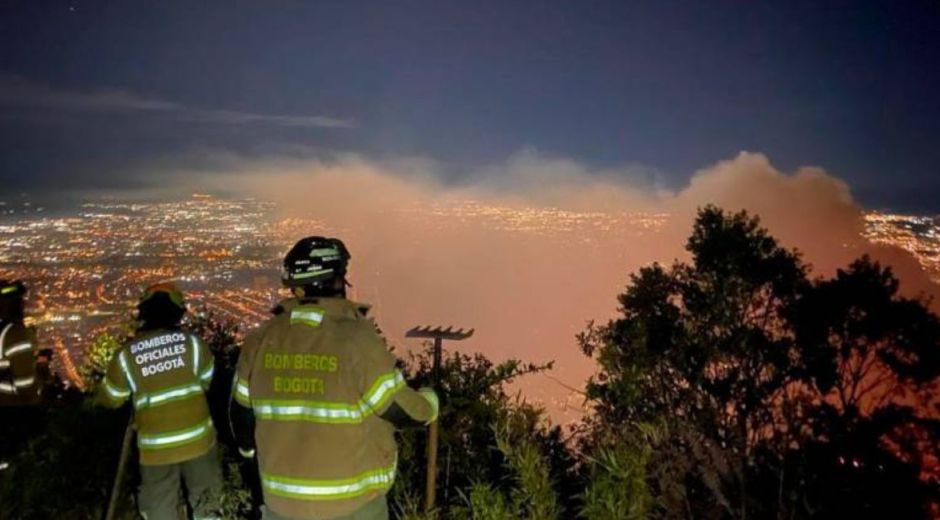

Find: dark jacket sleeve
<box><xmin>355</xmin><ymin>325</ymin><xmax>439</xmax><ymax>428</ymax></box>
<box><xmin>1</xmin><ymin>324</ymin><xmax>38</xmax><ymax>398</ymax></box>
<box><xmin>230</xmin><ymin>327</ymin><xmax>262</xmax><ymax>455</ymax></box>
<box><xmin>230</xmin><ymin>394</ymin><xmax>257</xmax><ymax>454</ymax></box>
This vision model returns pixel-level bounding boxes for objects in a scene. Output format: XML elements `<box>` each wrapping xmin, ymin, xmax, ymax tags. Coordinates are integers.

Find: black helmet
<box><xmin>137</xmin><ymin>282</ymin><xmax>186</xmax><ymax>330</ymax></box>
<box><xmin>0</xmin><ymin>280</ymin><xmax>26</xmax><ymax>300</ymax></box>
<box><xmin>282</xmin><ymin>236</ymin><xmax>351</xmax><ymax>288</ymax></box>
<box><xmin>0</xmin><ymin>280</ymin><xmax>26</xmax><ymax>322</ymax></box>
<box><xmin>139</xmin><ymin>282</ymin><xmax>186</xmax><ymax>310</ymax></box>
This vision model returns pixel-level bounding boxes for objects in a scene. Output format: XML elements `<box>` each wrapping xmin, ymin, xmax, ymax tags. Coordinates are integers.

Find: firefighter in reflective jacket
<box><xmin>101</xmin><ymin>283</ymin><xmax>221</xmax><ymax>520</ymax></box>
<box><xmin>0</xmin><ymin>280</ymin><xmax>40</xmax><ymax>407</ymax></box>
<box><xmin>231</xmin><ymin>237</ymin><xmax>439</xmax><ymax>520</ymax></box>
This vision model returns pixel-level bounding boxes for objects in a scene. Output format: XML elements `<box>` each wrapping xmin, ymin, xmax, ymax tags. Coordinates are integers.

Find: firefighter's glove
<box><xmin>418</xmin><ymin>387</ymin><xmax>439</xmax><ymax>425</ymax></box>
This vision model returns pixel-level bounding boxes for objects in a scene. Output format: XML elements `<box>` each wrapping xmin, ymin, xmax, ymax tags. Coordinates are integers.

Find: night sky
<box><xmin>1</xmin><ymin>1</ymin><xmax>939</xmax><ymax>211</ymax></box>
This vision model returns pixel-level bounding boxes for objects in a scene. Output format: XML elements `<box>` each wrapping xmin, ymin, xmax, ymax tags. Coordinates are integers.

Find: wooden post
<box><xmin>405</xmin><ymin>325</ymin><xmax>474</xmax><ymax>514</ymax></box>
<box><xmin>104</xmin><ymin>417</ymin><xmax>134</xmax><ymax>520</ymax></box>
<box><xmin>425</xmin><ymin>336</ymin><xmax>442</xmax><ymax>512</ymax></box>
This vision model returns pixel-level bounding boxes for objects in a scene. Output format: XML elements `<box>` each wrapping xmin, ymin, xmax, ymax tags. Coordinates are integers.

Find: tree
<box><xmin>581</xmin><ymin>206</ymin><xmax>940</xmax><ymax>518</ymax></box>
<box><xmin>581</xmin><ymin>206</ymin><xmax>808</xmax><ymax>518</ymax></box>
<box><xmin>788</xmin><ymin>256</ymin><xmax>940</xmax><ymax>517</ymax></box>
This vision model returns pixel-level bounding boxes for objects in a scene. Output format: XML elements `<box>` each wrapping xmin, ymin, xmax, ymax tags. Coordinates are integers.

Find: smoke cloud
<box><xmin>180</xmin><ymin>150</ymin><xmax>937</xmax><ymax>422</ymax></box>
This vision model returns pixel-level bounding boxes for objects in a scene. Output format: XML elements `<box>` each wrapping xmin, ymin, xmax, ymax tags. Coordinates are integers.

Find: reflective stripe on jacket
<box><xmin>0</xmin><ymin>321</ymin><xmax>39</xmax><ymax>405</ymax></box>
<box><xmin>235</xmin><ymin>297</ymin><xmax>435</xmax><ymax>519</ymax></box>
<box><xmin>102</xmin><ymin>328</ymin><xmax>216</xmax><ymax>465</ymax></box>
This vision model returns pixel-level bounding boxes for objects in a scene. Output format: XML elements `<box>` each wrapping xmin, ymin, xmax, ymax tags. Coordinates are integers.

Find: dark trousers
<box><xmin>261</xmin><ymin>495</ymin><xmax>389</xmax><ymax>520</ymax></box>
<box><xmin>138</xmin><ymin>447</ymin><xmax>222</xmax><ymax>520</ymax></box>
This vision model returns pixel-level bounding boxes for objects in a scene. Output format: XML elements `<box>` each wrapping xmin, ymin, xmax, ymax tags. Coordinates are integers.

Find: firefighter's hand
<box><xmin>418</xmin><ymin>387</ymin><xmax>439</xmax><ymax>425</ymax></box>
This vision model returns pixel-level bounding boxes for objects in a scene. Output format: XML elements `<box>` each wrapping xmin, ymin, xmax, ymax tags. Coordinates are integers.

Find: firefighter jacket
<box><xmin>101</xmin><ymin>327</ymin><xmax>216</xmax><ymax>466</ymax></box>
<box><xmin>0</xmin><ymin>320</ymin><xmax>39</xmax><ymax>406</ymax></box>
<box><xmin>232</xmin><ymin>297</ymin><xmax>438</xmax><ymax>519</ymax></box>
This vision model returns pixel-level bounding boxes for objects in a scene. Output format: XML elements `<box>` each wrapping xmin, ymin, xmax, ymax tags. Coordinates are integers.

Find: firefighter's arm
<box><xmin>1</xmin><ymin>324</ymin><xmax>36</xmax><ymax>395</ymax></box>
<box><xmin>358</xmin><ymin>330</ymin><xmax>439</xmax><ymax>428</ymax></box>
<box><xmin>382</xmin><ymin>386</ymin><xmax>439</xmax><ymax>428</ymax></box>
<box><xmin>98</xmin><ymin>350</ymin><xmax>132</xmax><ymax>408</ymax></box>
<box><xmin>192</xmin><ymin>334</ymin><xmax>214</xmax><ymax>390</ymax></box>
<box><xmin>230</xmin><ymin>329</ymin><xmax>259</xmax><ymax>458</ymax></box>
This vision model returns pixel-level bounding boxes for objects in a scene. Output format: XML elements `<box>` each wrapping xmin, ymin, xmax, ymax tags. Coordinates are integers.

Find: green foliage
<box><xmin>496</xmin><ymin>407</ymin><xmax>562</xmax><ymax>520</ymax></box>
<box><xmin>392</xmin><ymin>347</ymin><xmax>564</xmax><ymax>516</ymax></box>
<box><xmin>0</xmin><ymin>397</ymin><xmax>136</xmax><ymax>519</ymax></box>
<box><xmin>219</xmin><ymin>457</ymin><xmax>254</xmax><ymax>519</ymax></box>
<box><xmin>79</xmin><ymin>332</ymin><xmax>122</xmax><ymax>392</ymax></box>
<box><xmin>457</xmin><ymin>483</ymin><xmax>514</xmax><ymax>520</ymax></box>
<box><xmin>391</xmin><ymin>490</ymin><xmax>438</xmax><ymax>520</ymax></box>
<box><xmin>579</xmin><ymin>423</ymin><xmax>657</xmax><ymax>520</ymax></box>
<box><xmin>451</xmin><ymin>407</ymin><xmax>561</xmax><ymax>520</ymax></box>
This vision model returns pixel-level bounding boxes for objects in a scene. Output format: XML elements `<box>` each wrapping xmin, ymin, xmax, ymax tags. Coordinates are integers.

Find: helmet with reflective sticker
<box><xmin>282</xmin><ymin>236</ymin><xmax>351</xmax><ymax>288</ymax></box>
<box><xmin>0</xmin><ymin>280</ymin><xmax>27</xmax><ymax>322</ymax></box>
<box><xmin>0</xmin><ymin>280</ymin><xmax>26</xmax><ymax>299</ymax></box>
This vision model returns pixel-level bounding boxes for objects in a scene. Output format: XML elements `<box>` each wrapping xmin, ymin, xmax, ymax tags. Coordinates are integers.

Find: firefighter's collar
<box><xmin>274</xmin><ymin>297</ymin><xmax>371</xmax><ymax>318</ymax></box>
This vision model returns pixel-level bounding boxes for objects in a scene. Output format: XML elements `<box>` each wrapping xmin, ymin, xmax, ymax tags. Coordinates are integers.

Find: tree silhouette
<box><xmin>789</xmin><ymin>256</ymin><xmax>940</xmax><ymax>517</ymax></box>
<box><xmin>581</xmin><ymin>206</ymin><xmax>940</xmax><ymax>518</ymax></box>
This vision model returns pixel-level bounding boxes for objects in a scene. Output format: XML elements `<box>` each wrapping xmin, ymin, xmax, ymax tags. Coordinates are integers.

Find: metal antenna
<box><xmin>405</xmin><ymin>324</ymin><xmax>474</xmax><ymax>512</ymax></box>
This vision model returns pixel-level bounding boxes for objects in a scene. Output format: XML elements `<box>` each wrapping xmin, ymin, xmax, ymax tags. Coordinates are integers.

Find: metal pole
<box><xmin>105</xmin><ymin>417</ymin><xmax>134</xmax><ymax>520</ymax></box>
<box><xmin>425</xmin><ymin>337</ymin><xmax>442</xmax><ymax>512</ymax></box>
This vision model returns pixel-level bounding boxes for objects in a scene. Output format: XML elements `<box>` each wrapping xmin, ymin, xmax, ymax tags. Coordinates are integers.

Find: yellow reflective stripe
<box><xmin>261</xmin><ymin>462</ymin><xmax>396</xmax><ymax>501</ymax></box>
<box><xmin>200</xmin><ymin>365</ymin><xmax>214</xmax><ymax>382</ymax></box>
<box><xmin>254</xmin><ymin>399</ymin><xmax>363</xmax><ymax>424</ymax></box>
<box><xmin>4</xmin><ymin>342</ymin><xmax>32</xmax><ymax>356</ymax></box>
<box><xmin>234</xmin><ymin>377</ymin><xmax>251</xmax><ymax>406</ymax></box>
<box><xmin>136</xmin><ymin>382</ymin><xmax>203</xmax><ymax>409</ymax></box>
<box><xmin>0</xmin><ymin>323</ymin><xmax>11</xmax><ymax>353</ymax></box>
<box><xmin>139</xmin><ymin>418</ymin><xmax>212</xmax><ymax>450</ymax></box>
<box><xmin>252</xmin><ymin>370</ymin><xmax>406</xmax><ymax>424</ymax></box>
<box><xmin>13</xmin><ymin>376</ymin><xmax>34</xmax><ymax>388</ymax></box>
<box><xmin>118</xmin><ymin>351</ymin><xmax>137</xmax><ymax>393</ymax></box>
<box><xmin>191</xmin><ymin>335</ymin><xmax>200</xmax><ymax>376</ymax></box>
<box><xmin>292</xmin><ymin>269</ymin><xmax>333</xmax><ymax>280</ymax></box>
<box><xmin>103</xmin><ymin>378</ymin><xmax>130</xmax><ymax>399</ymax></box>
<box><xmin>0</xmin><ymin>382</ymin><xmax>15</xmax><ymax>394</ymax></box>
<box><xmin>361</xmin><ymin>371</ymin><xmax>406</xmax><ymax>412</ymax></box>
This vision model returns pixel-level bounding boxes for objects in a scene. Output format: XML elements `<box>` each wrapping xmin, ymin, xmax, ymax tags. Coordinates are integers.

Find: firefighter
<box><xmin>0</xmin><ymin>280</ymin><xmax>40</xmax><ymax>407</ymax></box>
<box><xmin>230</xmin><ymin>237</ymin><xmax>439</xmax><ymax>520</ymax></box>
<box><xmin>100</xmin><ymin>283</ymin><xmax>221</xmax><ymax>520</ymax></box>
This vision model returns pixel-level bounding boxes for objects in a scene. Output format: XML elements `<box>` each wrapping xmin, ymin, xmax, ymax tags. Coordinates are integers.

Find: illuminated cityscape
<box><xmin>398</xmin><ymin>200</ymin><xmax>669</xmax><ymax>238</ymax></box>
<box><xmin>0</xmin><ymin>195</ymin><xmax>321</xmax><ymax>386</ymax></box>
<box><xmin>863</xmin><ymin>212</ymin><xmax>940</xmax><ymax>284</ymax></box>
<box><xmin>3</xmin><ymin>195</ymin><xmax>937</xmax><ymax>395</ymax></box>
<box><xmin>0</xmin><ymin>193</ymin><xmax>668</xmax><ymax>391</ymax></box>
